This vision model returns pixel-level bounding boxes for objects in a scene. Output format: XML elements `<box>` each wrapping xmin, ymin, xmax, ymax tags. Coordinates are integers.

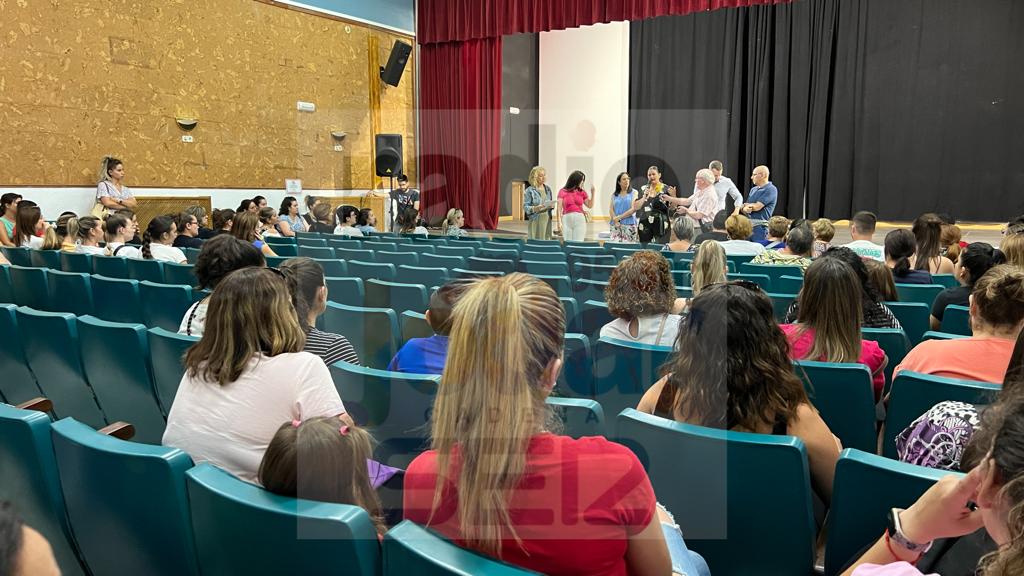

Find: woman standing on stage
<box><xmin>636</xmin><ymin>165</ymin><xmax>677</xmax><ymax>244</ymax></box>
<box><xmin>523</xmin><ymin>166</ymin><xmax>556</xmax><ymax>240</ymax></box>
<box><xmin>556</xmin><ymin>171</ymin><xmax>595</xmax><ymax>243</ymax></box>
<box><xmin>609</xmin><ymin>172</ymin><xmax>639</xmax><ymax>243</ymax></box>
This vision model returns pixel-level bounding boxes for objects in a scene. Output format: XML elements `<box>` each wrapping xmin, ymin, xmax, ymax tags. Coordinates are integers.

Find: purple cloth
<box><xmin>368</xmin><ymin>459</ymin><xmax>402</xmax><ymax>489</ymax></box>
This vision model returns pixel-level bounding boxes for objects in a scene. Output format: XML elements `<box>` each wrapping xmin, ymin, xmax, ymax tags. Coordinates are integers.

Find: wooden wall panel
<box><xmin>0</xmin><ymin>0</ymin><xmax>416</xmax><ymax>190</ymax></box>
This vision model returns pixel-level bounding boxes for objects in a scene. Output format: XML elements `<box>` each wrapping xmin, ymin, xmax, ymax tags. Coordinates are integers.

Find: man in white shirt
<box><xmin>844</xmin><ymin>210</ymin><xmax>885</xmax><ymax>261</ymax></box>
<box><xmin>709</xmin><ymin>160</ymin><xmax>743</xmax><ymax>214</ymax></box>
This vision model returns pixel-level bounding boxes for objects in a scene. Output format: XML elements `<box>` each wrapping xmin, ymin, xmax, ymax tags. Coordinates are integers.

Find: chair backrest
<box><xmin>377</xmin><ymin>250</ymin><xmax>420</xmax><ymax>267</ymax></box>
<box><xmin>795</xmin><ymin>360</ymin><xmax>877</xmax><ymax>453</ymax></box>
<box><xmin>9</xmin><ymin>264</ymin><xmax>50</xmax><ymax>310</ymax></box>
<box><xmin>348</xmin><ymin>260</ymin><xmax>398</xmax><ymax>282</ymax></box>
<box><xmin>47</xmin><ymin>269</ymin><xmax>94</xmax><ymax>316</ymax></box>
<box><xmin>895</xmin><ymin>283</ymin><xmax>944</xmax><ymax>308</ymax></box>
<box><xmin>776</xmin><ymin>274</ymin><xmax>804</xmax><ymax>295</ymax></box>
<box><xmin>91</xmin><ymin>254</ymin><xmax>129</xmax><ymax>278</ymax></box>
<box><xmin>467</xmin><ymin>256</ymin><xmax>515</xmax><ymax>274</ymax></box>
<box><xmin>90</xmin><ymin>275</ymin><xmax>144</xmax><ymax>324</ymax></box>
<box><xmin>59</xmin><ymin>251</ymin><xmax>92</xmax><ymax>274</ymax></box>
<box><xmin>726</xmin><ymin>253</ymin><xmax>757</xmax><ymax>268</ymax></box>
<box><xmin>399</xmin><ymin>310</ymin><xmax>434</xmax><ymax>345</ymax></box>
<box><xmin>578</xmin><ymin>299</ymin><xmax>614</xmax><ymax>341</ymax></box>
<box><xmin>336</xmin><ymin>247</ymin><xmax>374</xmax><ymax>261</ymax></box>
<box><xmin>768</xmin><ymin>292</ymin><xmax>798</xmax><ymax>322</ymax></box>
<box><xmin>296</xmin><ymin>236</ymin><xmax>328</xmax><ymax>247</ymax></box>
<box><xmin>1</xmin><ymin>246</ymin><xmax>33</xmax><ymax>266</ymax></box>
<box><xmin>147</xmin><ymin>327</ymin><xmax>198</xmax><ymax>417</ymax></box>
<box><xmin>922</xmin><ymin>330</ymin><xmax>968</xmax><ymax>341</ymax></box>
<box><xmin>139</xmin><ymin>281</ymin><xmax>195</xmax><ymax>332</ymax></box>
<box><xmin>396</xmin><ymin>243</ymin><xmax>437</xmax><ymax>255</ymax></box>
<box><xmin>670</xmin><ymin>269</ymin><xmax>690</xmax><ymax>287</ymax></box>
<box><xmin>739</xmin><ymin>262</ymin><xmax>805</xmax><ymax>285</ymax></box>
<box><xmin>365</xmin><ymin>279</ymin><xmax>429</xmax><ymax>317</ymax></box>
<box><xmin>363</xmin><ymin>240</ymin><xmax>398</xmax><ymax>251</ymax></box>
<box><xmin>309</xmin><ymin>257</ymin><xmax>346</xmax><ymax>278</ymax></box>
<box><xmin>519</xmin><ymin>260</ymin><xmax>569</xmax><ymax>276</ymax></box>
<box><xmin>263</xmin><ymin>236</ymin><xmax>295</xmax><ymax>246</ymax></box>
<box><xmin>0</xmin><ymin>264</ymin><xmax>11</xmax><ymax>304</ymax></box>
<box><xmin>322</xmin><ymin>302</ymin><xmax>399</xmax><ymax>369</ymax></box>
<box><xmin>50</xmin><ymin>418</ymin><xmax>199</xmax><ymax>576</ymax></box>
<box><xmin>184</xmin><ymin>247</ymin><xmax>202</xmax><ymax>264</ymax></box>
<box><xmin>452</xmin><ymin>268</ymin><xmax>504</xmax><ymax>280</ymax></box>
<box><xmin>534</xmin><ymin>274</ymin><xmax>572</xmax><ymax>299</ymax></box>
<box><xmin>883</xmin><ymin>371</ymin><xmax>1000</xmax><ymax>459</ymax></box>
<box><xmin>420</xmin><ymin>253</ymin><xmax>466</xmax><ymax>269</ymax></box>
<box><xmin>325</xmin><ymin>276</ymin><xmax>366</xmax><ymax>307</ymax></box>
<box><xmin>560</xmin><ymin>333</ymin><xmax>594</xmax><ymax>398</ymax></box>
<box><xmin>32</xmin><ymin>249</ymin><xmax>61</xmax><ymax>270</ymax></box>
<box><xmin>825</xmin><ymin>449</ymin><xmax>951</xmax><ymax>575</ymax></box>
<box><xmin>126</xmin><ymin>258</ymin><xmax>165</xmax><ymax>283</ymax></box>
<box><xmin>163</xmin><ymin>262</ymin><xmax>197</xmax><ymax>287</ymax></box>
<box><xmin>884</xmin><ymin>301</ymin><xmax>931</xmax><ymax>345</ymax></box>
<box><xmin>0</xmin><ymin>405</ymin><xmax>85</xmax><ymax>576</ymax></box>
<box><xmin>727</xmin><ymin>272</ymin><xmax>772</xmax><ymax>292</ymax></box>
<box><xmin>520</xmin><ymin>250</ymin><xmax>566</xmax><ymax>262</ymax></box>
<box><xmin>435</xmin><ymin>246</ymin><xmax>476</xmax><ymax>258</ymax></box>
<box><xmin>330</xmin><ymin>362</ymin><xmax>440</xmax><ymax>469</ymax></box>
<box><xmin>593</xmin><ymin>337</ymin><xmax>671</xmax><ymax>420</ymax></box>
<box><xmin>478</xmin><ymin>248</ymin><xmax>520</xmax><ymax>263</ymax></box>
<box><xmin>560</xmin><ymin>296</ymin><xmax>580</xmax><ymax>333</ymax></box>
<box><xmin>930</xmin><ymin>274</ymin><xmax>958</xmax><ymax>288</ymax></box>
<box><xmin>572</xmin><ymin>263</ymin><xmax>617</xmax><ymax>283</ymax></box>
<box><xmin>269</xmin><ymin>243</ymin><xmax>298</xmax><ymax>257</ymax></box>
<box><xmin>76</xmin><ymin>316</ymin><xmax>165</xmax><ymax>444</ymax></box>
<box><xmin>327</xmin><ymin>238</ymin><xmax>364</xmax><ymax>250</ymax></box>
<box><xmin>572</xmin><ymin>278</ymin><xmax>608</xmax><ymax>305</ymax></box>
<box><xmin>546</xmin><ymin>397</ymin><xmax>605</xmax><ymax>438</ymax></box>
<box><xmin>567</xmin><ymin>252</ymin><xmax>616</xmax><ymax>269</ymax></box>
<box><xmin>862</xmin><ymin>327</ymin><xmax>911</xmax><ymax>397</ymax></box>
<box><xmin>940</xmin><ymin>304</ymin><xmax>972</xmax><ymax>336</ymax></box>
<box><xmin>525</xmin><ymin>239</ymin><xmax>562</xmax><ymax>247</ymax></box>
<box><xmin>0</xmin><ymin>304</ymin><xmax>43</xmax><ymax>404</ymax></box>
<box><xmin>383</xmin><ymin>520</ymin><xmax>539</xmax><ymax>576</ymax></box>
<box><xmin>396</xmin><ymin>265</ymin><xmax>450</xmax><ymax>287</ymax></box>
<box><xmin>297</xmin><ymin>245</ymin><xmax>335</xmax><ymax>259</ymax></box>
<box><xmin>616</xmin><ymin>409</ymin><xmax>815</xmax><ymax>575</ymax></box>
<box><xmin>16</xmin><ymin>307</ymin><xmax>106</xmax><ymax>428</ymax></box>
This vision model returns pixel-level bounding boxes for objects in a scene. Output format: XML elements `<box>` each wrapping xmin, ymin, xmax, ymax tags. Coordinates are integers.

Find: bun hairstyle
<box><xmin>212</xmin><ymin>208</ymin><xmax>234</xmax><ymax>231</ymax></box>
<box><xmin>441</xmin><ymin>208</ymin><xmax>463</xmax><ymax>235</ymax></box>
<box><xmin>885</xmin><ymin>229</ymin><xmax>917</xmax><ymax>277</ymax></box>
<box><xmin>98</xmin><ymin>156</ymin><xmax>123</xmax><ymax>182</ymax></box>
<box><xmin>142</xmin><ymin>215</ymin><xmax>175</xmax><ymax>260</ymax></box>
<box><xmin>971</xmin><ymin>265</ymin><xmax>1024</xmax><ymax>331</ymax></box>
<box><xmin>960</xmin><ymin>242</ymin><xmax>1006</xmax><ymax>286</ymax></box>
<box><xmin>67</xmin><ymin>215</ymin><xmax>101</xmax><ymax>243</ymax></box>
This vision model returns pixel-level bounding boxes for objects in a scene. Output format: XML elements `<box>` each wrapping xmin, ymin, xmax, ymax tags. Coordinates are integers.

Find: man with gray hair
<box><xmin>663</xmin><ymin>169</ymin><xmax>720</xmax><ymax>233</ymax></box>
<box><xmin>709</xmin><ymin>160</ymin><xmax>743</xmax><ymax>214</ymax></box>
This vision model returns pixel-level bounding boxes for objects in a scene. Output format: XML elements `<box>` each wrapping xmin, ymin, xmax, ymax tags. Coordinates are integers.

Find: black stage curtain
<box><xmin>629</xmin><ymin>0</ymin><xmax>1024</xmax><ymax>221</ymax></box>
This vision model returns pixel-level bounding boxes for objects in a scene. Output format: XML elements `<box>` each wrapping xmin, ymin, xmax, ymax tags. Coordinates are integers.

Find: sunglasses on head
<box><xmin>708</xmin><ymin>279</ymin><xmax>763</xmax><ymax>293</ymax></box>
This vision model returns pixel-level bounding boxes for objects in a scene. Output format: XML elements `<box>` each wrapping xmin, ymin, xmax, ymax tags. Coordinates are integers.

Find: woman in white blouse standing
<box><xmin>96</xmin><ymin>156</ymin><xmax>137</xmax><ymax>215</ymax></box>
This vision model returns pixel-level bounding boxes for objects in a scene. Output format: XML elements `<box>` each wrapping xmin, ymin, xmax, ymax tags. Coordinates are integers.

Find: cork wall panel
<box><xmin>0</xmin><ymin>0</ymin><xmax>416</xmax><ymax>190</ymax></box>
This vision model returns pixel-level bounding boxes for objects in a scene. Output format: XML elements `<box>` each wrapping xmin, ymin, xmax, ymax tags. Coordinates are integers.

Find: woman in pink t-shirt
<box><xmin>781</xmin><ymin>258</ymin><xmax>887</xmax><ymax>397</ymax></box>
<box><xmin>556</xmin><ymin>170</ymin><xmax>595</xmax><ymax>242</ymax></box>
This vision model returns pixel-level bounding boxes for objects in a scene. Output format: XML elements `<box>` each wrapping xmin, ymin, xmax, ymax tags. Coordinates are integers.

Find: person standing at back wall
<box><xmin>391</xmin><ymin>174</ymin><xmax>420</xmax><ymax>232</ymax></box>
<box><xmin>741</xmin><ymin>165</ymin><xmax>778</xmax><ymax>243</ymax></box>
<box><xmin>95</xmin><ymin>156</ymin><xmax>137</xmax><ymax>216</ymax></box>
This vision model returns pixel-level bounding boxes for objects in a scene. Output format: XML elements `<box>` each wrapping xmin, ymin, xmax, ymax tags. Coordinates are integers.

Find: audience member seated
<box><xmin>396</xmin><ymin>207</ymin><xmax>428</xmax><ymax>236</ymax></box>
<box><xmin>14</xmin><ymin>203</ymin><xmax>47</xmax><ymax>249</ymax></box>
<box><xmin>895</xmin><ymin>265</ymin><xmax>1024</xmax><ymax>383</ymax></box>
<box><xmin>751</xmin><ymin>223</ymin><xmax>814</xmax><ymax>271</ymax></box>
<box><xmin>236</xmin><ymin>199</ymin><xmax>257</xmax><ymax>214</ymax></box>
<box><xmin>185</xmin><ymin>205</ymin><xmax>215</xmax><ymax>240</ymax></box>
<box><xmin>930</xmin><ymin>243</ymin><xmax>1005</xmax><ymax>330</ymax></box>
<box><xmin>307</xmin><ymin>202</ymin><xmax>335</xmax><ymax>234</ymax></box>
<box><xmin>139</xmin><ymin>215</ymin><xmax>187</xmax><ymax>263</ymax></box>
<box><xmin>252</xmin><ymin>195</ymin><xmax>267</xmax><ymax>209</ymax></box>
<box><xmin>211</xmin><ymin>208</ymin><xmax>234</xmax><ymax>236</ymax></box>
<box><xmin>179</xmin><ymin>235</ymin><xmax>265</xmax><ymax>337</ymax></box>
<box><xmin>67</xmin><ymin>216</ymin><xmax>105</xmax><ymax>255</ymax></box>
<box><xmin>865</xmin><ymin>258</ymin><xmax>900</xmax><ymax>302</ymax></box>
<box><xmin>940</xmin><ymin>222</ymin><xmax>962</xmax><ymax>264</ymax></box>
<box><xmin>388</xmin><ymin>281</ymin><xmax>470</xmax><ymax>374</ymax></box>
<box><xmin>102</xmin><ymin>213</ymin><xmax>141</xmax><ymax>258</ymax></box>
<box><xmin>0</xmin><ymin>192</ymin><xmax>20</xmax><ymax>247</ymax></box>
<box><xmin>719</xmin><ymin>214</ymin><xmax>766</xmax><ymax>256</ymax></box>
<box><xmin>897</xmin><ymin>326</ymin><xmax>1024</xmax><ymax>471</ymax></box>
<box><xmin>334</xmin><ymin>205</ymin><xmax>364</xmax><ymax>237</ymax></box>
<box><xmin>844</xmin><ymin>211</ymin><xmax>885</xmax><ymax>261</ymax></box>
<box><xmin>259</xmin><ymin>207</ymin><xmax>281</xmax><ymax>237</ymax></box>
<box><xmin>279</xmin><ymin>257</ymin><xmax>360</xmax><ymax>366</ymax></box>
<box><xmin>172</xmin><ymin>212</ymin><xmax>204</xmax><ymax>249</ymax></box>
<box><xmin>691</xmin><ymin>209</ymin><xmax>729</xmax><ymax>246</ymax></box>
<box><xmin>277</xmin><ymin>196</ymin><xmax>305</xmax><ymax>237</ymax></box>
<box><xmin>442</xmin><ymin>208</ymin><xmax>466</xmax><ymax>238</ymax></box>
<box><xmin>47</xmin><ymin>212</ymin><xmax>75</xmax><ymax>251</ymax></box>
<box><xmin>785</xmin><ymin>247</ymin><xmax>902</xmax><ymax>329</ymax></box>
<box><xmin>1004</xmin><ymin>214</ymin><xmax>1024</xmax><ymax>237</ymax></box>
<box><xmin>912</xmin><ymin>213</ymin><xmax>955</xmax><ymax>275</ymax></box>
<box><xmin>0</xmin><ymin>500</ymin><xmax>60</xmax><ymax>576</ymax></box>
<box><xmin>845</xmin><ymin>389</ymin><xmax>1024</xmax><ymax>575</ymax></box>
<box><xmin>1003</xmin><ymin>232</ymin><xmax>1024</xmax><ymax>268</ymax></box>
<box><xmin>231</xmin><ymin>212</ymin><xmax>276</xmax><ymax>257</ymax></box>
<box><xmin>114</xmin><ymin>208</ymin><xmax>143</xmax><ymax>244</ymax></box>
<box><xmin>761</xmin><ymin>215</ymin><xmax>790</xmax><ymax>249</ymax></box>
<box><xmin>781</xmin><ymin>258</ymin><xmax>888</xmax><ymax>397</ymax></box>
<box><xmin>637</xmin><ymin>281</ymin><xmax>841</xmax><ymax>503</ymax></box>
<box><xmin>812</xmin><ymin>218</ymin><xmax>834</xmax><ymax>257</ymax></box>
<box><xmin>355</xmin><ymin>207</ymin><xmax>377</xmax><ymax>235</ymax></box>
<box><xmin>886</xmin><ymin>229</ymin><xmax>933</xmax><ymax>285</ymax></box>
<box><xmin>302</xmin><ymin>195</ymin><xmax>320</xmax><ymax>228</ymax></box>
<box><xmin>601</xmin><ymin>251</ymin><xmax>684</xmax><ymax>346</ymax></box>
<box><xmin>163</xmin><ymin>267</ymin><xmax>353</xmax><ymax>484</ymax></box>
<box><xmin>259</xmin><ymin>418</ymin><xmax>385</xmax><ymax>533</ymax></box>
<box><xmin>404</xmin><ymin>273</ymin><xmax>700</xmax><ymax>575</ymax></box>
<box><xmin>690</xmin><ymin>240</ymin><xmax>727</xmax><ymax>296</ymax></box>
<box><xmin>661</xmin><ymin>215</ymin><xmax>694</xmax><ymax>253</ymax></box>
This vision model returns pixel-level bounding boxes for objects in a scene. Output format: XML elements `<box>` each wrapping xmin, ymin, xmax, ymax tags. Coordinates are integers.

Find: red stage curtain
<box><xmin>419</xmin><ymin>38</ymin><xmax>502</xmax><ymax>230</ymax></box>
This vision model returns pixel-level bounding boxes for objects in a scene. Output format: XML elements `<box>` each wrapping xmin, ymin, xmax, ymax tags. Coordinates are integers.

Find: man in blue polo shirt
<box><xmin>741</xmin><ymin>165</ymin><xmax>778</xmax><ymax>243</ymax></box>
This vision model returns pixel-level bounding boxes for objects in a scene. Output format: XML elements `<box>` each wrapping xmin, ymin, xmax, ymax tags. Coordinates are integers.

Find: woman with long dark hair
<box><xmin>556</xmin><ymin>170</ymin><xmax>595</xmax><ymax>242</ymax></box>
<box><xmin>912</xmin><ymin>213</ymin><xmax>956</xmax><ymax>275</ymax></box>
<box><xmin>930</xmin><ymin>243</ymin><xmax>1006</xmax><ymax>330</ymax></box>
<box><xmin>140</xmin><ymin>215</ymin><xmax>186</xmax><ymax>263</ymax></box>
<box><xmin>608</xmin><ymin>172</ymin><xmax>639</xmax><ymax>243</ymax></box>
<box><xmin>886</xmin><ymin>229</ymin><xmax>933</xmax><ymax>285</ymax></box>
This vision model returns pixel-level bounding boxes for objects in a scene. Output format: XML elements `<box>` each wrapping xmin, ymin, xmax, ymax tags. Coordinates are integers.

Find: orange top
<box><xmin>894</xmin><ymin>337</ymin><xmax>1017</xmax><ymax>383</ymax></box>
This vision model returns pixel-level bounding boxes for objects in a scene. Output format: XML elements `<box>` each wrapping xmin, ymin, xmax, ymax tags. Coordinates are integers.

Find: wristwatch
<box><xmin>886</xmin><ymin>508</ymin><xmax>932</xmax><ymax>555</ymax></box>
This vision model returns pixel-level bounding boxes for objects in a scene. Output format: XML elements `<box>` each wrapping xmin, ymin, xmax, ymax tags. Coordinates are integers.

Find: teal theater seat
<box><xmin>9</xmin><ymin>264</ymin><xmax>50</xmax><ymax>310</ymax></box>
<box><xmin>325</xmin><ymin>276</ymin><xmax>366</xmax><ymax>307</ymax></box>
<box><xmin>298</xmin><ymin>245</ymin><xmax>335</xmax><ymax>259</ymax></box>
<box><xmin>895</xmin><ymin>283</ymin><xmax>944</xmax><ymax>308</ymax></box>
<box><xmin>795</xmin><ymin>361</ymin><xmax>876</xmax><ymax>453</ymax></box>
<box><xmin>559</xmin><ymin>333</ymin><xmax>593</xmax><ymax>398</ymax></box>
<box><xmin>32</xmin><ymin>249</ymin><xmax>61</xmax><ymax>270</ymax></box>
<box><xmin>312</xmin><ymin>258</ymin><xmax>347</xmax><ymax>277</ymax></box>
<box><xmin>396</xmin><ymin>265</ymin><xmax>450</xmax><ymax>287</ymax></box>
<box><xmin>365</xmin><ymin>279</ymin><xmax>429</xmax><ymax>317</ymax></box>
<box><xmin>348</xmin><ymin>260</ymin><xmax>397</xmax><ymax>281</ymax></box>
<box><xmin>862</xmin><ymin>327</ymin><xmax>911</xmax><ymax>396</ymax></box>
<box><xmin>383</xmin><ymin>521</ymin><xmax>538</xmax><ymax>575</ymax></box>
<box><xmin>593</xmin><ymin>337</ymin><xmax>671</xmax><ymax>420</ymax></box>
<box><xmin>884</xmin><ymin>302</ymin><xmax>931</xmax><ymax>345</ymax></box>
<box><xmin>435</xmin><ymin>246</ymin><xmax>476</xmax><ymax>258</ymax></box>
<box><xmin>534</xmin><ymin>274</ymin><xmax>572</xmax><ymax>298</ymax></box>
<box><xmin>90</xmin><ymin>275</ymin><xmax>144</xmax><ymax>324</ymax></box>
<box><xmin>59</xmin><ymin>252</ymin><xmax>93</xmax><ymax>274</ymax></box>
<box><xmin>163</xmin><ymin>262</ymin><xmax>197</xmax><ymax>287</ymax></box>
<box><xmin>140</xmin><ymin>281</ymin><xmax>195</xmax><ymax>332</ymax></box>
<box><xmin>1</xmin><ymin>246</ymin><xmax>33</xmax><ymax>266</ymax></box>
<box><xmin>91</xmin><ymin>255</ymin><xmax>129</xmax><ymax>278</ymax></box>
<box><xmin>572</xmin><ymin>278</ymin><xmax>608</xmax><ymax>305</ymax></box>
<box><xmin>323</xmin><ymin>302</ymin><xmax>399</xmax><ymax>369</ymax></box>
<box><xmin>0</xmin><ymin>304</ymin><xmax>44</xmax><ymax>404</ymax></box>
<box><xmin>519</xmin><ymin>260</ymin><xmax>570</xmax><ymax>276</ymax></box>
<box><xmin>378</xmin><ymin>251</ymin><xmax>420</xmax><ymax>267</ymax></box>
<box><xmin>399</xmin><ymin>310</ymin><xmax>434</xmax><ymax>345</ymax></box>
<box><xmin>520</xmin><ymin>250</ymin><xmax>566</xmax><ymax>262</ymax></box>
<box><xmin>940</xmin><ymin>304</ymin><xmax>971</xmax><ymax>336</ymax></box>
<box><xmin>126</xmin><ymin>258</ymin><xmax>165</xmax><ymax>283</ymax></box>
<box><xmin>547</xmin><ymin>397</ymin><xmax>605</xmax><ymax>438</ymax></box>
<box><xmin>467</xmin><ymin>256</ymin><xmax>515</xmax><ymax>274</ymax></box>
<box><xmin>147</xmin><ymin>327</ymin><xmax>198</xmax><ymax>416</ymax></box>
<box><xmin>47</xmin><ymin>269</ymin><xmax>94</xmax><ymax>316</ymax></box>
<box><xmin>573</xmin><ymin>263</ymin><xmax>616</xmax><ymax>283</ymax></box>
<box><xmin>578</xmin><ymin>299</ymin><xmax>613</xmax><ymax>341</ymax></box>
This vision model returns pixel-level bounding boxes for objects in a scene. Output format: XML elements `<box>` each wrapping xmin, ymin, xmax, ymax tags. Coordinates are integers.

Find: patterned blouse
<box><xmin>896</xmin><ymin>401</ymin><xmax>982</xmax><ymax>471</ymax></box>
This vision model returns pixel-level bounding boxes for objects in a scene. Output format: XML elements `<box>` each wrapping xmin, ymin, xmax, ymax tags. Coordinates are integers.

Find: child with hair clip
<box><xmin>259</xmin><ymin>417</ymin><xmax>398</xmax><ymax>534</ymax></box>
<box><xmin>442</xmin><ymin>208</ymin><xmax>466</xmax><ymax>237</ymax></box>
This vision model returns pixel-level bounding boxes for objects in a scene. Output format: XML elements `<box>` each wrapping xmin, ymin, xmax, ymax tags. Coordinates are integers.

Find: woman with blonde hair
<box><xmin>442</xmin><ymin>208</ymin><xmax>465</xmax><ymax>238</ymax></box>
<box><xmin>601</xmin><ymin>251</ymin><xmax>684</xmax><ymax>346</ymax></box>
<box><xmin>865</xmin><ymin>258</ymin><xmax>899</xmax><ymax>302</ymax></box>
<box><xmin>404</xmin><ymin>273</ymin><xmax>702</xmax><ymax>575</ymax></box>
<box><xmin>67</xmin><ymin>216</ymin><xmax>105</xmax><ymax>255</ymax></box>
<box><xmin>231</xmin><ymin>211</ymin><xmax>277</xmax><ymax>257</ymax></box>
<box><xmin>812</xmin><ymin>218</ymin><xmax>835</xmax><ymax>258</ymax></box>
<box><xmin>1003</xmin><ymin>233</ymin><xmax>1024</xmax><ymax>269</ymax></box>
<box><xmin>163</xmin><ymin>267</ymin><xmax>353</xmax><ymax>483</ymax></box>
<box><xmin>523</xmin><ymin>166</ymin><xmax>555</xmax><ymax>240</ymax></box>
<box><xmin>691</xmin><ymin>240</ymin><xmax>728</xmax><ymax>296</ymax></box>
<box><xmin>94</xmin><ymin>156</ymin><xmax>137</xmax><ymax>214</ymax></box>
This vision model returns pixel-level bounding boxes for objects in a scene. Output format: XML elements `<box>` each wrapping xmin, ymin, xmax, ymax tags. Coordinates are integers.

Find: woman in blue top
<box><xmin>609</xmin><ymin>172</ymin><xmax>639</xmax><ymax>243</ymax></box>
<box><xmin>277</xmin><ymin>196</ymin><xmax>306</xmax><ymax>237</ymax></box>
<box><xmin>523</xmin><ymin>166</ymin><xmax>555</xmax><ymax>240</ymax></box>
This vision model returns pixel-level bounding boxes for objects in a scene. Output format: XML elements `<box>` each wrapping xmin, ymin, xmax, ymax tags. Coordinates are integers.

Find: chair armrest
<box><xmin>98</xmin><ymin>422</ymin><xmax>136</xmax><ymax>440</ymax></box>
<box><xmin>16</xmin><ymin>397</ymin><xmax>53</xmax><ymax>413</ymax></box>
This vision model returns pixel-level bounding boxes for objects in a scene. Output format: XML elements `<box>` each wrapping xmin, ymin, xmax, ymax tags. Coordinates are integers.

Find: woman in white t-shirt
<box><xmin>178</xmin><ymin>235</ymin><xmax>266</xmax><ymax>337</ymax></box>
<box><xmin>163</xmin><ymin>266</ymin><xmax>353</xmax><ymax>484</ymax></box>
<box><xmin>14</xmin><ymin>203</ymin><xmax>47</xmax><ymax>249</ymax></box>
<box><xmin>67</xmin><ymin>216</ymin><xmax>106</xmax><ymax>255</ymax></box>
<box><xmin>600</xmin><ymin>251</ymin><xmax>684</xmax><ymax>347</ymax></box>
<box><xmin>102</xmin><ymin>213</ymin><xmax>141</xmax><ymax>258</ymax></box>
<box><xmin>140</xmin><ymin>215</ymin><xmax>186</xmax><ymax>263</ymax></box>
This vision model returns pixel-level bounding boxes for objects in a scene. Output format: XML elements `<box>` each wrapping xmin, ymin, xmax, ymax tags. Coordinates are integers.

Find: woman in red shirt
<box><xmin>403</xmin><ymin>273</ymin><xmax>677</xmax><ymax>576</ymax></box>
<box><xmin>556</xmin><ymin>170</ymin><xmax>595</xmax><ymax>242</ymax></box>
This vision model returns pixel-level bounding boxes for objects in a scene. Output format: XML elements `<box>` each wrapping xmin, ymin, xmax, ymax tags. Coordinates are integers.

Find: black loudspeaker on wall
<box><xmin>380</xmin><ymin>40</ymin><xmax>412</xmax><ymax>87</ymax></box>
<box><xmin>375</xmin><ymin>134</ymin><xmax>403</xmax><ymax>177</ymax></box>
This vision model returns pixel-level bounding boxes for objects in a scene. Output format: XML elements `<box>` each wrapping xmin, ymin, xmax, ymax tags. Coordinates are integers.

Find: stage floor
<box><xmin>480</xmin><ymin>219</ymin><xmax>1006</xmax><ymax>247</ymax></box>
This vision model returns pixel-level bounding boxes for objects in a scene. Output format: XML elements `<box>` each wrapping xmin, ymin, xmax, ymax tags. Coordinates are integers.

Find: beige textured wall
<box><xmin>0</xmin><ymin>0</ymin><xmax>416</xmax><ymax>189</ymax></box>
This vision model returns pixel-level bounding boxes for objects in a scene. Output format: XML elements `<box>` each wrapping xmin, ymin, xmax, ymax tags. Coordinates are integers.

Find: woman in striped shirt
<box><xmin>279</xmin><ymin>258</ymin><xmax>360</xmax><ymax>366</ymax></box>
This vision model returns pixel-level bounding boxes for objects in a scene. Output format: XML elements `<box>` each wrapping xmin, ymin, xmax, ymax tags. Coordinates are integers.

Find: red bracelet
<box><xmin>883</xmin><ymin>530</ymin><xmax>921</xmax><ymax>566</ymax></box>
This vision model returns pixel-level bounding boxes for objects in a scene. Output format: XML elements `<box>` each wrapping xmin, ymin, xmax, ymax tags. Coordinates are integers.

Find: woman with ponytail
<box><xmin>404</xmin><ymin>273</ymin><xmax>705</xmax><ymax>576</ymax></box>
<box><xmin>885</xmin><ymin>229</ymin><xmax>933</xmax><ymax>285</ymax></box>
<box><xmin>43</xmin><ymin>212</ymin><xmax>76</xmax><ymax>251</ymax></box>
<box><xmin>912</xmin><ymin>213</ymin><xmax>955</xmax><ymax>275</ymax></box>
<box><xmin>930</xmin><ymin>243</ymin><xmax>1007</xmax><ymax>330</ymax></box>
<box><xmin>67</xmin><ymin>216</ymin><xmax>105</xmax><ymax>255</ymax></box>
<box><xmin>140</xmin><ymin>215</ymin><xmax>186</xmax><ymax>263</ymax></box>
<box><xmin>442</xmin><ymin>208</ymin><xmax>465</xmax><ymax>238</ymax></box>
<box><xmin>278</xmin><ymin>257</ymin><xmax>359</xmax><ymax>366</ymax></box>
<box><xmin>103</xmin><ymin>213</ymin><xmax>141</xmax><ymax>258</ymax></box>
<box><xmin>95</xmin><ymin>156</ymin><xmax>136</xmax><ymax>214</ymax></box>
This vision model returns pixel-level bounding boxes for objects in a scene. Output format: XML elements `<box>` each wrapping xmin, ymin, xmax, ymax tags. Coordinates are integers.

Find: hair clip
<box><xmin>291</xmin><ymin>419</ymin><xmax>301</xmax><ymax>428</ymax></box>
<box><xmin>340</xmin><ymin>425</ymin><xmax>350</xmax><ymax>436</ymax></box>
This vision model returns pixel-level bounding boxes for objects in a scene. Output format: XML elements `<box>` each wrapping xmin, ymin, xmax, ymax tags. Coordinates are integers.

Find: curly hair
<box><xmin>656</xmin><ymin>282</ymin><xmax>809</xmax><ymax>431</ymax></box>
<box><xmin>604</xmin><ymin>251</ymin><xmax>676</xmax><ymax>321</ymax></box>
<box><xmin>194</xmin><ymin>234</ymin><xmax>265</xmax><ymax>290</ymax></box>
